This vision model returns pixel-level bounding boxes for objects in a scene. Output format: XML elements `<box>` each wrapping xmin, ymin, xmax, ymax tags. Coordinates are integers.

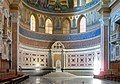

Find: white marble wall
<box><xmin>18</xmin><ymin>45</ymin><xmax>50</xmax><ymax>69</ymax></box>
<box><xmin>64</xmin><ymin>46</ymin><xmax>101</xmax><ymax>69</ymax></box>
<box><xmin>19</xmin><ymin>44</ymin><xmax>101</xmax><ymax>70</ymax></box>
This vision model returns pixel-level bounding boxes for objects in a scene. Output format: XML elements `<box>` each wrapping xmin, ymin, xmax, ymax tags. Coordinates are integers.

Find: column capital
<box><xmin>10</xmin><ymin>11</ymin><xmax>19</xmax><ymax>23</ymax></box>
<box><xmin>99</xmin><ymin>16</ymin><xmax>110</xmax><ymax>27</ymax></box>
<box><xmin>98</xmin><ymin>6</ymin><xmax>111</xmax><ymax>15</ymax></box>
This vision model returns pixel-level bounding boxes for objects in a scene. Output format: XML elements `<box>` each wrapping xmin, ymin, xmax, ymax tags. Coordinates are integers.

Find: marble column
<box><xmin>10</xmin><ymin>5</ymin><xmax>19</xmax><ymax>71</ymax></box>
<box><xmin>98</xmin><ymin>2</ymin><xmax>110</xmax><ymax>72</ymax></box>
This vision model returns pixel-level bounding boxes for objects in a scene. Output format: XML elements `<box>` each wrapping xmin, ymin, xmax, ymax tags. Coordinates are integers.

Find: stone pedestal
<box><xmin>10</xmin><ymin>3</ymin><xmax>19</xmax><ymax>72</ymax></box>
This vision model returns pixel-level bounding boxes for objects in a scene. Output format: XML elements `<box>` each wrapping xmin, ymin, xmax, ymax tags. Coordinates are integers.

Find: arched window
<box><xmin>86</xmin><ymin>0</ymin><xmax>92</xmax><ymax>3</ymax></box>
<box><xmin>79</xmin><ymin>0</ymin><xmax>82</xmax><ymax>6</ymax></box>
<box><xmin>30</xmin><ymin>15</ymin><xmax>36</xmax><ymax>31</ymax></box>
<box><xmin>74</xmin><ymin>0</ymin><xmax>77</xmax><ymax>7</ymax></box>
<box><xmin>60</xmin><ymin>0</ymin><xmax>67</xmax><ymax>5</ymax></box>
<box><xmin>45</xmin><ymin>19</ymin><xmax>53</xmax><ymax>34</ymax></box>
<box><xmin>80</xmin><ymin>16</ymin><xmax>86</xmax><ymax>33</ymax></box>
<box><xmin>63</xmin><ymin>19</ymin><xmax>70</xmax><ymax>34</ymax></box>
<box><xmin>49</xmin><ymin>0</ymin><xmax>56</xmax><ymax>5</ymax></box>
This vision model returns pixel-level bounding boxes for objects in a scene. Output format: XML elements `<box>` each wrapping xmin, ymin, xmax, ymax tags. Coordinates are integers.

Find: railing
<box><xmin>23</xmin><ymin>0</ymin><xmax>100</xmax><ymax>13</ymax></box>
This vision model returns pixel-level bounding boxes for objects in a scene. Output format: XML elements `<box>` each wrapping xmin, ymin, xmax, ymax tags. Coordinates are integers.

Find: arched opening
<box><xmin>74</xmin><ymin>0</ymin><xmax>78</xmax><ymax>7</ymax></box>
<box><xmin>45</xmin><ymin>19</ymin><xmax>53</xmax><ymax>34</ymax></box>
<box><xmin>51</xmin><ymin>41</ymin><xmax>65</xmax><ymax>68</ymax></box>
<box><xmin>79</xmin><ymin>16</ymin><xmax>86</xmax><ymax>33</ymax></box>
<box><xmin>60</xmin><ymin>0</ymin><xmax>68</xmax><ymax>5</ymax></box>
<box><xmin>86</xmin><ymin>0</ymin><xmax>92</xmax><ymax>4</ymax></box>
<box><xmin>63</xmin><ymin>19</ymin><xmax>70</xmax><ymax>34</ymax></box>
<box><xmin>30</xmin><ymin>15</ymin><xmax>36</xmax><ymax>31</ymax></box>
<box><xmin>49</xmin><ymin>0</ymin><xmax>56</xmax><ymax>5</ymax></box>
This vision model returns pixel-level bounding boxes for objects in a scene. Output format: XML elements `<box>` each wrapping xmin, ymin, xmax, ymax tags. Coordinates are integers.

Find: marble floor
<box><xmin>19</xmin><ymin>76</ymin><xmax>120</xmax><ymax>84</ymax></box>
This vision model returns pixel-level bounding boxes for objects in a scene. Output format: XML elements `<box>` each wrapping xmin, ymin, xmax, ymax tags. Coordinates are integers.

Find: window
<box><xmin>63</xmin><ymin>19</ymin><xmax>70</xmax><ymax>34</ymax></box>
<box><xmin>49</xmin><ymin>0</ymin><xmax>56</xmax><ymax>5</ymax></box>
<box><xmin>60</xmin><ymin>0</ymin><xmax>67</xmax><ymax>5</ymax></box>
<box><xmin>79</xmin><ymin>0</ymin><xmax>82</xmax><ymax>6</ymax></box>
<box><xmin>45</xmin><ymin>19</ymin><xmax>53</xmax><ymax>34</ymax></box>
<box><xmin>74</xmin><ymin>0</ymin><xmax>77</xmax><ymax>7</ymax></box>
<box><xmin>30</xmin><ymin>15</ymin><xmax>36</xmax><ymax>31</ymax></box>
<box><xmin>86</xmin><ymin>0</ymin><xmax>92</xmax><ymax>3</ymax></box>
<box><xmin>80</xmin><ymin>16</ymin><xmax>86</xmax><ymax>33</ymax></box>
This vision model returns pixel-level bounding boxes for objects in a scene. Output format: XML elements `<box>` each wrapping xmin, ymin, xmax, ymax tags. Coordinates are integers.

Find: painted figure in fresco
<box><xmin>55</xmin><ymin>18</ymin><xmax>61</xmax><ymax>30</ymax></box>
<box><xmin>38</xmin><ymin>0</ymin><xmax>44</xmax><ymax>7</ymax></box>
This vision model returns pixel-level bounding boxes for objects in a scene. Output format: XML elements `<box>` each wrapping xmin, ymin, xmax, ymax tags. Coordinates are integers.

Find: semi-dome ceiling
<box><xmin>22</xmin><ymin>0</ymin><xmax>100</xmax><ymax>13</ymax></box>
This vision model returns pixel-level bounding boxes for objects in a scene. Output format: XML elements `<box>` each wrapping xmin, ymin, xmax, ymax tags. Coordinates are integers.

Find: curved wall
<box><xmin>19</xmin><ymin>35</ymin><xmax>100</xmax><ymax>49</ymax></box>
<box><xmin>18</xmin><ymin>26</ymin><xmax>101</xmax><ymax>70</ymax></box>
<box><xmin>19</xmin><ymin>44</ymin><xmax>101</xmax><ymax>69</ymax></box>
<box><xmin>19</xmin><ymin>26</ymin><xmax>101</xmax><ymax>41</ymax></box>
<box><xmin>22</xmin><ymin>0</ymin><xmax>100</xmax><ymax>13</ymax></box>
<box><xmin>19</xmin><ymin>26</ymin><xmax>101</xmax><ymax>49</ymax></box>
<box><xmin>18</xmin><ymin>0</ymin><xmax>102</xmax><ymax>71</ymax></box>
<box><xmin>19</xmin><ymin>0</ymin><xmax>101</xmax><ymax>34</ymax></box>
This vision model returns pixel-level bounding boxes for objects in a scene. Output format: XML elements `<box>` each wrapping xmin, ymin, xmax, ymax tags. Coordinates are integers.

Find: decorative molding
<box><xmin>11</xmin><ymin>12</ymin><xmax>18</xmax><ymax>22</ymax></box>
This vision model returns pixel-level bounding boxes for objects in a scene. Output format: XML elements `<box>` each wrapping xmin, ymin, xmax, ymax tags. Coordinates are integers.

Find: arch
<box><xmin>78</xmin><ymin>15</ymin><xmax>87</xmax><ymax>33</ymax></box>
<box><xmin>49</xmin><ymin>0</ymin><xmax>56</xmax><ymax>5</ymax></box>
<box><xmin>45</xmin><ymin>18</ymin><xmax>53</xmax><ymax>34</ymax></box>
<box><xmin>86</xmin><ymin>0</ymin><xmax>92</xmax><ymax>3</ymax></box>
<box><xmin>74</xmin><ymin>0</ymin><xmax>78</xmax><ymax>7</ymax></box>
<box><xmin>30</xmin><ymin>15</ymin><xmax>36</xmax><ymax>31</ymax></box>
<box><xmin>52</xmin><ymin>41</ymin><xmax>65</xmax><ymax>49</ymax></box>
<box><xmin>62</xmin><ymin>18</ymin><xmax>70</xmax><ymax>34</ymax></box>
<box><xmin>60</xmin><ymin>0</ymin><xmax>68</xmax><ymax>6</ymax></box>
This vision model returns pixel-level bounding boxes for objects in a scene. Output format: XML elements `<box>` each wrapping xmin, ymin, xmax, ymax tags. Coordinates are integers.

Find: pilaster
<box><xmin>98</xmin><ymin>3</ymin><xmax>111</xmax><ymax>72</ymax></box>
<box><xmin>10</xmin><ymin>4</ymin><xmax>19</xmax><ymax>71</ymax></box>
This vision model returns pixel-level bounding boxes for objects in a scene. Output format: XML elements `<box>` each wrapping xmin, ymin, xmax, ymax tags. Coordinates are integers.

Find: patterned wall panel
<box><xmin>18</xmin><ymin>44</ymin><xmax>101</xmax><ymax>69</ymax></box>
<box><xmin>65</xmin><ymin>50</ymin><xmax>101</xmax><ymax>69</ymax></box>
<box><xmin>19</xmin><ymin>48</ymin><xmax>49</xmax><ymax>69</ymax></box>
